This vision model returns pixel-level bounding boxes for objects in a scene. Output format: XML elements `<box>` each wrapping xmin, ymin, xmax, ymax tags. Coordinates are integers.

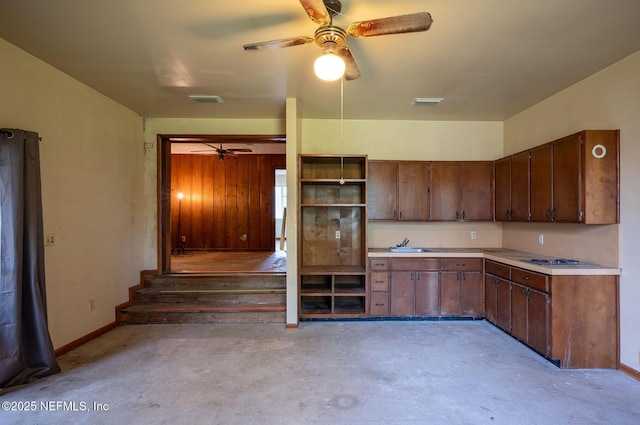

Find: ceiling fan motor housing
<box><xmin>324</xmin><ymin>0</ymin><xmax>342</xmax><ymax>17</ymax></box>
<box><xmin>315</xmin><ymin>25</ymin><xmax>347</xmax><ymax>51</ymax></box>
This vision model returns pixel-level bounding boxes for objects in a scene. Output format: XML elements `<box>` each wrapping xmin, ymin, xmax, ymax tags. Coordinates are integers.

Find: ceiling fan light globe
<box><xmin>314</xmin><ymin>52</ymin><xmax>345</xmax><ymax>81</ymax></box>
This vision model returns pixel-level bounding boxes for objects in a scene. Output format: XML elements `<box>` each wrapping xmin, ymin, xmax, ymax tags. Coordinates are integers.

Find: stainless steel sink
<box><xmin>389</xmin><ymin>247</ymin><xmax>428</xmax><ymax>253</ymax></box>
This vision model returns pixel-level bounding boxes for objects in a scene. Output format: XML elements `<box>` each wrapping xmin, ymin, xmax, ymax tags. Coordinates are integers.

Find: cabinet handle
<box><xmin>462</xmin><ymin>211</ymin><xmax>466</xmax><ymax>219</ymax></box>
<box><xmin>462</xmin><ymin>272</ymin><xmax>466</xmax><ymax>281</ymax></box>
<box><xmin>505</xmin><ymin>210</ymin><xmax>510</xmax><ymax>220</ymax></box>
<box><xmin>522</xmin><ymin>275</ymin><xmax>531</xmax><ymax>281</ymax></box>
<box><xmin>399</xmin><ymin>211</ymin><xmax>403</xmax><ymax>219</ymax></box>
<box><xmin>456</xmin><ymin>211</ymin><xmax>460</xmax><ymax>220</ymax></box>
<box><xmin>374</xmin><ymin>303</ymin><xmax>385</xmax><ymax>307</ymax></box>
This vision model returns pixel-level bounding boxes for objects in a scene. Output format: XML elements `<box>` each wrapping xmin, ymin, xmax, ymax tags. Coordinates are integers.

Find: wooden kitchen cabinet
<box><xmin>494</xmin><ymin>151</ymin><xmax>530</xmax><ymax>221</ymax></box>
<box><xmin>367</xmin><ymin>161</ymin><xmax>429</xmax><ymax>221</ymax></box>
<box><xmin>298</xmin><ymin>155</ymin><xmax>368</xmax><ymax>319</ymax></box>
<box><xmin>440</xmin><ymin>258</ymin><xmax>484</xmax><ymax>317</ymax></box>
<box><xmin>484</xmin><ymin>259</ymin><xmax>618</xmax><ymax>368</ymax></box>
<box><xmin>484</xmin><ymin>260</ymin><xmax>512</xmax><ymax>332</ymax></box>
<box><xmin>430</xmin><ymin>162</ymin><xmax>494</xmax><ymax>221</ymax></box>
<box><xmin>369</xmin><ymin>258</ymin><xmax>440</xmax><ymax>317</ymax></box>
<box><xmin>367</xmin><ymin>161</ymin><xmax>397</xmax><ymax>220</ymax></box>
<box><xmin>520</xmin><ymin>130</ymin><xmax>619</xmax><ymax>224</ymax></box>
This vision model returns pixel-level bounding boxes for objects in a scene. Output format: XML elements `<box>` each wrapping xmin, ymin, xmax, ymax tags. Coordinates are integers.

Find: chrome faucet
<box><xmin>397</xmin><ymin>238</ymin><xmax>410</xmax><ymax>247</ymax></box>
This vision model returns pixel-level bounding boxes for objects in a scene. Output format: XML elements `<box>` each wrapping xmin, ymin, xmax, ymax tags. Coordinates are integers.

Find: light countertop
<box><xmin>368</xmin><ymin>248</ymin><xmax>620</xmax><ymax>276</ymax></box>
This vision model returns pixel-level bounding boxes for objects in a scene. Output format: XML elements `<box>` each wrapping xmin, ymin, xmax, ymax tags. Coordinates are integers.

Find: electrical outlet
<box><xmin>89</xmin><ymin>299</ymin><xmax>96</xmax><ymax>312</ymax></box>
<box><xmin>45</xmin><ymin>234</ymin><xmax>55</xmax><ymax>246</ymax></box>
<box><xmin>470</xmin><ymin>231</ymin><xmax>477</xmax><ymax>240</ymax></box>
<box><xmin>181</xmin><ymin>235</ymin><xmax>186</xmax><ymax>242</ymax></box>
<box><xmin>335</xmin><ymin>230</ymin><xmax>341</xmax><ymax>239</ymax></box>
<box><xmin>538</xmin><ymin>234</ymin><xmax>544</xmax><ymax>245</ymax></box>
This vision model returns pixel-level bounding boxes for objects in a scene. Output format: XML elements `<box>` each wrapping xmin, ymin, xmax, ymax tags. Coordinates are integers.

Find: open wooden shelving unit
<box><xmin>298</xmin><ymin>155</ymin><xmax>368</xmax><ymax>318</ymax></box>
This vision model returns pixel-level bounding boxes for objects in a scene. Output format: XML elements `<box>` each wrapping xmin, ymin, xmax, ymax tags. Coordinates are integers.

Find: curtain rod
<box><xmin>1</xmin><ymin>129</ymin><xmax>43</xmax><ymax>141</ymax></box>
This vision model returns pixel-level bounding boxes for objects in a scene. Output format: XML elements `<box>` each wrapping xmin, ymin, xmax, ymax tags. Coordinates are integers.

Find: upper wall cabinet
<box><xmin>495</xmin><ymin>152</ymin><xmax>530</xmax><ymax>221</ymax></box>
<box><xmin>430</xmin><ymin>161</ymin><xmax>494</xmax><ymax>222</ymax></box>
<box><xmin>368</xmin><ymin>161</ymin><xmax>429</xmax><ymax>221</ymax></box>
<box><xmin>500</xmin><ymin>130</ymin><xmax>619</xmax><ymax>224</ymax></box>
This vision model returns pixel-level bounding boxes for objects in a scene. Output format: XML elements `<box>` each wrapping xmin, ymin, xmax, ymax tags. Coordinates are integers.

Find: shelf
<box><xmin>298</xmin><ymin>154</ymin><xmax>368</xmax><ymax>319</ymax></box>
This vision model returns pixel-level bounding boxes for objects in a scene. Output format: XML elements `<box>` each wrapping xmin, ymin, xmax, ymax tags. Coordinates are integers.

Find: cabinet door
<box><xmin>496</xmin><ymin>278</ymin><xmax>512</xmax><ymax>332</ymax></box>
<box><xmin>390</xmin><ymin>271</ymin><xmax>415</xmax><ymax>316</ymax></box>
<box><xmin>440</xmin><ymin>272</ymin><xmax>461</xmax><ymax>316</ymax></box>
<box><xmin>511</xmin><ymin>283</ymin><xmax>528</xmax><ymax>342</ymax></box>
<box><xmin>368</xmin><ymin>161</ymin><xmax>398</xmax><ymax>220</ymax></box>
<box><xmin>553</xmin><ymin>134</ymin><xmax>582</xmax><ymax>222</ymax></box>
<box><xmin>530</xmin><ymin>144</ymin><xmax>553</xmax><ymax>222</ymax></box>
<box><xmin>430</xmin><ymin>162</ymin><xmax>461</xmax><ymax>221</ymax></box>
<box><xmin>415</xmin><ymin>271</ymin><xmax>439</xmax><ymax>316</ymax></box>
<box><xmin>484</xmin><ymin>274</ymin><xmax>498</xmax><ymax>324</ymax></box>
<box><xmin>460</xmin><ymin>271</ymin><xmax>483</xmax><ymax>316</ymax></box>
<box><xmin>527</xmin><ymin>289</ymin><xmax>549</xmax><ymax>355</ymax></box>
<box><xmin>510</xmin><ymin>151</ymin><xmax>530</xmax><ymax>221</ymax></box>
<box><xmin>494</xmin><ymin>157</ymin><xmax>511</xmax><ymax>221</ymax></box>
<box><xmin>398</xmin><ymin>162</ymin><xmax>429</xmax><ymax>221</ymax></box>
<box><xmin>460</xmin><ymin>162</ymin><xmax>494</xmax><ymax>221</ymax></box>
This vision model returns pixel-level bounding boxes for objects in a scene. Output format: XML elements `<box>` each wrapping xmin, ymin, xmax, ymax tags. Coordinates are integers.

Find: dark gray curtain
<box><xmin>0</xmin><ymin>128</ymin><xmax>59</xmax><ymax>388</ymax></box>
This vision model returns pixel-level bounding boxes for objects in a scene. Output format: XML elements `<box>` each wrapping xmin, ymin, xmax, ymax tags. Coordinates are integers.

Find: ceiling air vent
<box><xmin>189</xmin><ymin>95</ymin><xmax>224</xmax><ymax>103</ymax></box>
<box><xmin>412</xmin><ymin>97</ymin><xmax>443</xmax><ymax>106</ymax></box>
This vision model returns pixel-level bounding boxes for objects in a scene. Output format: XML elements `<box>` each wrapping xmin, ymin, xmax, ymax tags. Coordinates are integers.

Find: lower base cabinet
<box><xmin>485</xmin><ymin>260</ymin><xmax>618</xmax><ymax>369</ymax></box>
<box><xmin>369</xmin><ymin>257</ymin><xmax>482</xmax><ymax>318</ymax></box>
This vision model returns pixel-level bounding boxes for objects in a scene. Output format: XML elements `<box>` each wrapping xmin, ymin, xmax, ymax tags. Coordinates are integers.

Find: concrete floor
<box><xmin>1</xmin><ymin>321</ymin><xmax>639</xmax><ymax>425</ymax></box>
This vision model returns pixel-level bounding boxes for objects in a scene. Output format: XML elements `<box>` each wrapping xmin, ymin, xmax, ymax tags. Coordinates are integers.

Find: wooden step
<box><xmin>133</xmin><ymin>287</ymin><xmax>286</xmax><ymax>305</ymax></box>
<box><xmin>121</xmin><ymin>272</ymin><xmax>287</xmax><ymax>324</ymax></box>
<box><xmin>121</xmin><ymin>303</ymin><xmax>286</xmax><ymax>324</ymax></box>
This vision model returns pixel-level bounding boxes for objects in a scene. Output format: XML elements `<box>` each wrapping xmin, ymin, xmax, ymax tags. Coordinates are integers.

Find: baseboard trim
<box><xmin>54</xmin><ymin>321</ymin><xmax>117</xmax><ymax>357</ymax></box>
<box><xmin>55</xmin><ymin>270</ymin><xmax>159</xmax><ymax>357</ymax></box>
<box><xmin>285</xmin><ymin>323</ymin><xmax>299</xmax><ymax>330</ymax></box>
<box><xmin>620</xmin><ymin>363</ymin><xmax>640</xmax><ymax>381</ymax></box>
<box><xmin>115</xmin><ymin>269</ymin><xmax>158</xmax><ymax>324</ymax></box>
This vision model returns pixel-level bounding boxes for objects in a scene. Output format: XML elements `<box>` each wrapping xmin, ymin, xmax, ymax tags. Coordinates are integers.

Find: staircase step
<box><xmin>146</xmin><ymin>273</ymin><xmax>286</xmax><ymax>290</ymax></box>
<box><xmin>133</xmin><ymin>287</ymin><xmax>286</xmax><ymax>305</ymax></box>
<box><xmin>121</xmin><ymin>272</ymin><xmax>287</xmax><ymax>324</ymax></box>
<box><xmin>121</xmin><ymin>303</ymin><xmax>286</xmax><ymax>324</ymax></box>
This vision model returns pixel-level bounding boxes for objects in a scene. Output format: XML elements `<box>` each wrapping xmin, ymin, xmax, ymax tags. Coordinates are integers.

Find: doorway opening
<box><xmin>157</xmin><ymin>134</ymin><xmax>286</xmax><ymax>274</ymax></box>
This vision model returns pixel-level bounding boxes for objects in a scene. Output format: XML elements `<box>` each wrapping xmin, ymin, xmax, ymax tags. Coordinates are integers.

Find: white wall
<box><xmin>504</xmin><ymin>50</ymin><xmax>640</xmax><ymax>372</ymax></box>
<box><xmin>0</xmin><ymin>39</ymin><xmax>146</xmax><ymax>348</ymax></box>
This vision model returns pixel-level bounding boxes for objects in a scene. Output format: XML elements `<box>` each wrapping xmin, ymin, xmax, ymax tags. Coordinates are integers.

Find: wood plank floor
<box><xmin>170</xmin><ymin>242</ymin><xmax>287</xmax><ymax>273</ymax></box>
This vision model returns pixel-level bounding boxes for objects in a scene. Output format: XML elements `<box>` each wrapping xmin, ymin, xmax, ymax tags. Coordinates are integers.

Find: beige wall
<box><xmin>0</xmin><ymin>39</ymin><xmax>146</xmax><ymax>348</ymax></box>
<box><xmin>300</xmin><ymin>118</ymin><xmax>504</xmax><ymax>249</ymax></box>
<box><xmin>504</xmin><ymin>50</ymin><xmax>640</xmax><ymax>372</ymax></box>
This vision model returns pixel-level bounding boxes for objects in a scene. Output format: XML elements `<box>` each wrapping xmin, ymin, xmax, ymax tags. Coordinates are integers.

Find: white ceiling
<box><xmin>1</xmin><ymin>0</ymin><xmax>639</xmax><ymax>121</ymax></box>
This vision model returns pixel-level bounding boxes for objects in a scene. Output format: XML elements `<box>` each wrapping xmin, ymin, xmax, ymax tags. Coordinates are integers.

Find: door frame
<box><xmin>156</xmin><ymin>134</ymin><xmax>286</xmax><ymax>274</ymax></box>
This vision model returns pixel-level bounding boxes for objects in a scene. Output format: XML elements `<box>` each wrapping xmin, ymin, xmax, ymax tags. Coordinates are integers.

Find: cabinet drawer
<box><xmin>370</xmin><ymin>293</ymin><xmax>390</xmax><ymax>316</ymax></box>
<box><xmin>440</xmin><ymin>258</ymin><xmax>483</xmax><ymax>271</ymax></box>
<box><xmin>390</xmin><ymin>258</ymin><xmax>440</xmax><ymax>271</ymax></box>
<box><xmin>511</xmin><ymin>268</ymin><xmax>548</xmax><ymax>292</ymax></box>
<box><xmin>370</xmin><ymin>272</ymin><xmax>389</xmax><ymax>291</ymax></box>
<box><xmin>370</xmin><ymin>258</ymin><xmax>389</xmax><ymax>271</ymax></box>
<box><xmin>485</xmin><ymin>260</ymin><xmax>511</xmax><ymax>279</ymax></box>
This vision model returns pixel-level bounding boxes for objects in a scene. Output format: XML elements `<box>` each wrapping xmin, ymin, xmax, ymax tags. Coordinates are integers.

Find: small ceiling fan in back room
<box><xmin>191</xmin><ymin>143</ymin><xmax>253</xmax><ymax>160</ymax></box>
<box><xmin>243</xmin><ymin>0</ymin><xmax>433</xmax><ymax>81</ymax></box>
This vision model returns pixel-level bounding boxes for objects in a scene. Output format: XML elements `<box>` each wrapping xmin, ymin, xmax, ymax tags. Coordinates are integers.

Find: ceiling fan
<box><xmin>191</xmin><ymin>143</ymin><xmax>253</xmax><ymax>160</ymax></box>
<box><xmin>243</xmin><ymin>0</ymin><xmax>433</xmax><ymax>81</ymax></box>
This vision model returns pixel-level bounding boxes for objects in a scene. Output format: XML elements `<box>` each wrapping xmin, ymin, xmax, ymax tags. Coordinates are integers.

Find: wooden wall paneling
<box><xmin>212</xmin><ymin>157</ymin><xmax>226</xmax><ymax>249</ymax></box>
<box><xmin>247</xmin><ymin>156</ymin><xmax>262</xmax><ymax>250</ymax></box>
<box><xmin>236</xmin><ymin>155</ymin><xmax>250</xmax><ymax>250</ymax></box>
<box><xmin>259</xmin><ymin>156</ymin><xmax>274</xmax><ymax>249</ymax></box>
<box><xmin>202</xmin><ymin>155</ymin><xmax>215</xmax><ymax>249</ymax></box>
<box><xmin>225</xmin><ymin>157</ymin><xmax>239</xmax><ymax>248</ymax></box>
<box><xmin>191</xmin><ymin>155</ymin><xmax>205</xmax><ymax>249</ymax></box>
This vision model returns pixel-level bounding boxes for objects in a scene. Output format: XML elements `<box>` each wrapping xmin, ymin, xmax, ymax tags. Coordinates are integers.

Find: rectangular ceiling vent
<box><xmin>189</xmin><ymin>95</ymin><xmax>224</xmax><ymax>103</ymax></box>
<box><xmin>412</xmin><ymin>97</ymin><xmax>443</xmax><ymax>106</ymax></box>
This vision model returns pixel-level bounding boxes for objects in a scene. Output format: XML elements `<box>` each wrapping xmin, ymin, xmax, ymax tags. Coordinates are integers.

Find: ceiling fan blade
<box><xmin>337</xmin><ymin>46</ymin><xmax>361</xmax><ymax>81</ymax></box>
<box><xmin>299</xmin><ymin>0</ymin><xmax>330</xmax><ymax>25</ymax></box>
<box><xmin>224</xmin><ymin>152</ymin><xmax>238</xmax><ymax>158</ymax></box>
<box><xmin>190</xmin><ymin>149</ymin><xmax>216</xmax><ymax>153</ymax></box>
<box><xmin>347</xmin><ymin>12</ymin><xmax>433</xmax><ymax>38</ymax></box>
<box><xmin>227</xmin><ymin>148</ymin><xmax>253</xmax><ymax>153</ymax></box>
<box><xmin>243</xmin><ymin>36</ymin><xmax>314</xmax><ymax>51</ymax></box>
